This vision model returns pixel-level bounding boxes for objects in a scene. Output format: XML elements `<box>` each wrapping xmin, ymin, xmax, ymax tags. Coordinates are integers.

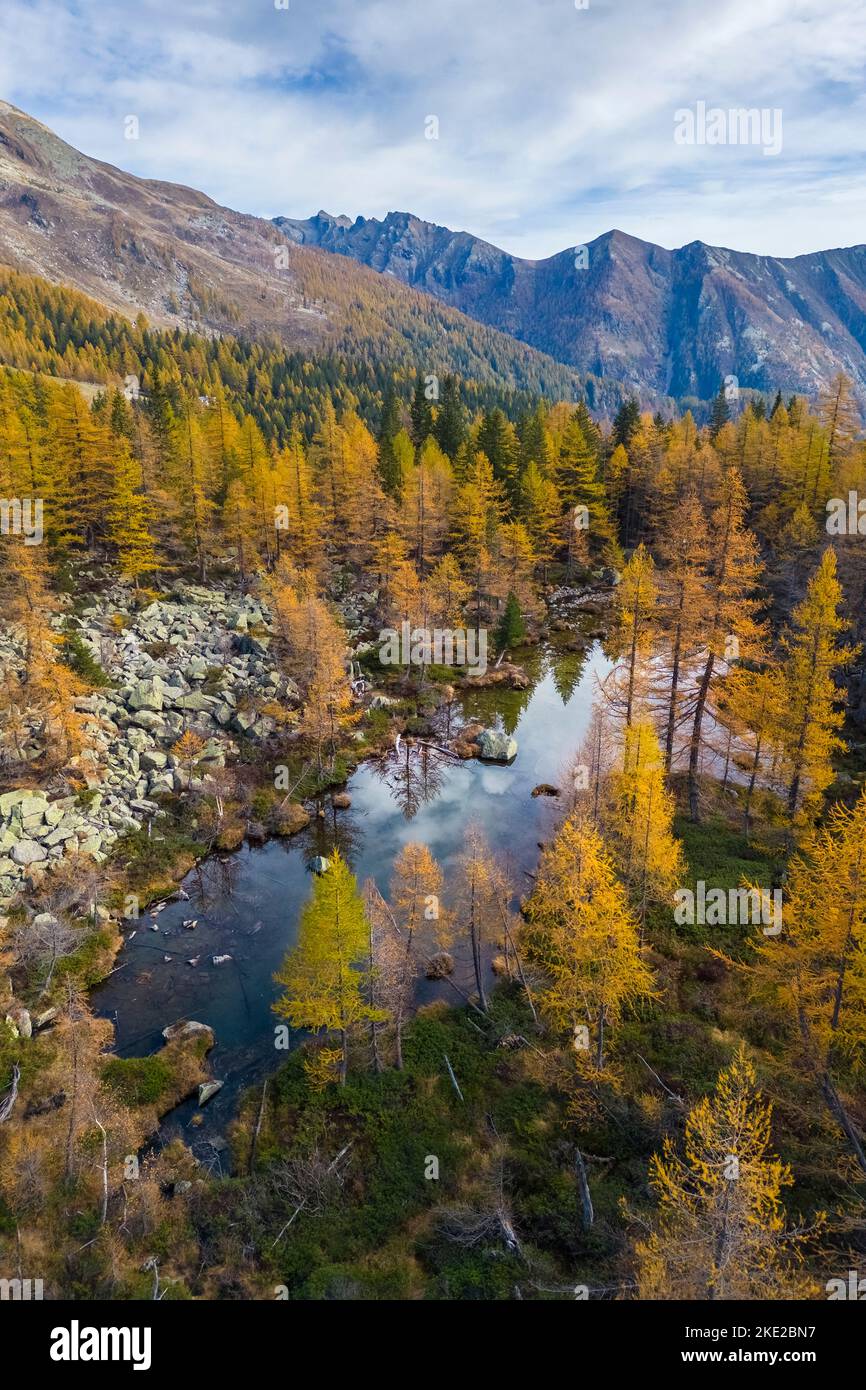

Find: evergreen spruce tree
<box><xmin>432</xmin><ymin>374</ymin><xmax>466</xmax><ymax>460</ymax></box>
<box><xmin>612</xmin><ymin>397</ymin><xmax>640</xmax><ymax>449</ymax></box>
<box><xmin>410</xmin><ymin>373</ymin><xmax>433</xmax><ymax>447</ymax></box>
<box><xmin>710</xmin><ymin>382</ymin><xmax>731</xmax><ymax>438</ymax></box>
<box><xmin>377</xmin><ymin>382</ymin><xmax>403</xmax><ymax>495</ymax></box>
<box><xmin>495</xmin><ymin>591</ymin><xmax>526</xmax><ymax>652</ymax></box>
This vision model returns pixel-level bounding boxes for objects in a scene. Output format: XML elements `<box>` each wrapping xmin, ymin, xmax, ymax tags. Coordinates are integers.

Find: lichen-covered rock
<box><xmin>161</xmin><ymin>1020</ymin><xmax>215</xmax><ymax>1044</ymax></box>
<box><xmin>11</xmin><ymin>840</ymin><xmax>47</xmax><ymax>866</ymax></box>
<box><xmin>127</xmin><ymin>675</ymin><xmax>165</xmax><ymax>712</ymax></box>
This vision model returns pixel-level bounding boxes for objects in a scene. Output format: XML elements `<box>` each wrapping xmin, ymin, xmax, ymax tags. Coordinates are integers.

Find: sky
<box><xmin>2</xmin><ymin>0</ymin><xmax>865</xmax><ymax>260</ymax></box>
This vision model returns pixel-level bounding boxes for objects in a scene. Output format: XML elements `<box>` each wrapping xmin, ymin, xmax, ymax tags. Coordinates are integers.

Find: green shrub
<box><xmin>62</xmin><ymin>629</ymin><xmax>112</xmax><ymax>687</ymax></box>
<box><xmin>102</xmin><ymin>1055</ymin><xmax>172</xmax><ymax>1106</ymax></box>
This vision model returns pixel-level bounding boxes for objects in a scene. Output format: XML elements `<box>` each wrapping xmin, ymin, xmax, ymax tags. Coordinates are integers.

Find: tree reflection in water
<box><xmin>370</xmin><ymin>739</ymin><xmax>449</xmax><ymax>820</ymax></box>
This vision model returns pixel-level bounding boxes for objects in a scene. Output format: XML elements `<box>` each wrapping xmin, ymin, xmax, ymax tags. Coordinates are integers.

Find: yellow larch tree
<box><xmin>105</xmin><ymin>436</ymin><xmax>160</xmax><ymax>585</ymax></box>
<box><xmin>655</xmin><ymin>489</ymin><xmax>711</xmax><ymax>770</ymax></box>
<box><xmin>518</xmin><ymin>458</ymin><xmax>560</xmax><ymax>577</ymax></box>
<box><xmin>221</xmin><ymin>477</ymin><xmax>261</xmax><ymax>583</ymax></box>
<box><xmin>686</xmin><ymin>467</ymin><xmax>765</xmax><ymax>822</ymax></box>
<box><xmin>777</xmin><ymin>548</ymin><xmax>856</xmax><ymax>822</ymax></box>
<box><xmin>715</xmin><ymin>663</ymin><xmax>783</xmax><ymax>835</ymax></box>
<box><xmin>386</xmin><ymin>843</ymin><xmax>449</xmax><ymax>1068</ymax></box>
<box><xmin>605</xmin><ymin>720</ymin><xmax>685</xmax><ymax>937</ymax></box>
<box><xmin>276</xmin><ymin>424</ymin><xmax>324</xmax><ymax>576</ymax></box>
<box><xmin>273</xmin><ymin>849</ymin><xmax>379</xmax><ymax>1085</ymax></box>
<box><xmin>635</xmin><ymin>1048</ymin><xmax>821</xmax><ymax>1300</ymax></box>
<box><xmin>743</xmin><ymin>788</ymin><xmax>866</xmax><ymax>1176</ymax></box>
<box><xmin>524</xmin><ymin>817</ymin><xmax>655</xmax><ymax>1071</ymax></box>
<box><xmin>453</xmin><ymin>825</ymin><xmax>499</xmax><ymax>1014</ymax></box>
<box><xmin>609</xmin><ymin>543</ymin><xmax>659</xmax><ymax>728</ymax></box>
<box><xmin>168</xmin><ymin>401</ymin><xmax>217</xmax><ymax>581</ymax></box>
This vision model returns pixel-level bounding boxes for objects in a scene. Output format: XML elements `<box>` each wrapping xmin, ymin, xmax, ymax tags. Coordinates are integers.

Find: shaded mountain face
<box><xmin>0</xmin><ymin>101</ymin><xmax>596</xmax><ymax>402</ymax></box>
<box><xmin>276</xmin><ymin>210</ymin><xmax>866</xmax><ymax>402</ymax></box>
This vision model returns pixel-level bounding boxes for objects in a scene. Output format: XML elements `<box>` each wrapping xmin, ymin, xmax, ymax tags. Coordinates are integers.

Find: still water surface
<box><xmin>92</xmin><ymin>640</ymin><xmax>610</xmax><ymax>1151</ymax></box>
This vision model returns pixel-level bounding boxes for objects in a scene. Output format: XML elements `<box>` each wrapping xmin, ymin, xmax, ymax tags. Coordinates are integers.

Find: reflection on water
<box><xmin>92</xmin><ymin>640</ymin><xmax>611</xmax><ymax>1144</ymax></box>
<box><xmin>370</xmin><ymin>740</ymin><xmax>449</xmax><ymax>819</ymax></box>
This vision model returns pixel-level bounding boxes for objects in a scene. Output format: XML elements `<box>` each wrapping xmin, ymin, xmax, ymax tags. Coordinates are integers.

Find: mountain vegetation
<box><xmin>1</xmin><ymin>229</ymin><xmax>866</xmax><ymax>1303</ymax></box>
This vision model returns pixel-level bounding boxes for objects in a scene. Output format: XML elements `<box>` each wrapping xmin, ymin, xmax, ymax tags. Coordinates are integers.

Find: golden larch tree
<box><xmin>635</xmin><ymin>1047</ymin><xmax>821</xmax><ymax>1300</ymax></box>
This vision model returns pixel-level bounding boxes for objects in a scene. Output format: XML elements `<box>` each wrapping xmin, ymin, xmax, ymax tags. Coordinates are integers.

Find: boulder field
<box><xmin>0</xmin><ymin>580</ymin><xmax>299</xmax><ymax>903</ymax></box>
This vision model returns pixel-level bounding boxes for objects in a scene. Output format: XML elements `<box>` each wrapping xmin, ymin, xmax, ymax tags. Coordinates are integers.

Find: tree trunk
<box><xmin>664</xmin><ymin>607</ymin><xmax>684</xmax><ymax>771</ymax></box>
<box><xmin>574</xmin><ymin>1148</ymin><xmax>594</xmax><ymax>1230</ymax></box>
<box><xmin>688</xmin><ymin>650</ymin><xmax>715</xmax><ymax>821</ymax></box>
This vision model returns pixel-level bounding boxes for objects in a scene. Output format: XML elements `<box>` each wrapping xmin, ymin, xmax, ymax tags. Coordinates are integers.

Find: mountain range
<box><xmin>0</xmin><ymin>100</ymin><xmax>592</xmax><ymax>405</ymax></box>
<box><xmin>3</xmin><ymin>97</ymin><xmax>866</xmax><ymax>409</ymax></box>
<box><xmin>276</xmin><ymin>210</ymin><xmax>866</xmax><ymax>404</ymax></box>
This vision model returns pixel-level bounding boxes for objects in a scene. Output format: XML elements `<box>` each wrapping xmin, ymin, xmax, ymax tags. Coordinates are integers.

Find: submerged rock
<box><xmin>531</xmin><ymin>783</ymin><xmax>560</xmax><ymax>798</ymax></box>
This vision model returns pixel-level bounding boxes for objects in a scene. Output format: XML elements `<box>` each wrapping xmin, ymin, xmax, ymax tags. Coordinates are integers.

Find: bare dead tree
<box><xmin>92</xmin><ymin>1107</ymin><xmax>109</xmax><ymax>1226</ymax></box>
<box><xmin>142</xmin><ymin>1255</ymin><xmax>160</xmax><ymax>1300</ymax></box>
<box><xmin>574</xmin><ymin>1148</ymin><xmax>594</xmax><ymax>1231</ymax></box>
<box><xmin>14</xmin><ymin>910</ymin><xmax>78</xmax><ymax>995</ymax></box>
<box><xmin>437</xmin><ymin>1147</ymin><xmax>525</xmax><ymax>1263</ymax></box>
<box><xmin>270</xmin><ymin>1142</ymin><xmax>353</xmax><ymax>1248</ymax></box>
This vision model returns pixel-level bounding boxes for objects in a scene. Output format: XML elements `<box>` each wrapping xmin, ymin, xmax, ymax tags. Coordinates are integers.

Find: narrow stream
<box><xmin>92</xmin><ymin>639</ymin><xmax>611</xmax><ymax>1161</ymax></box>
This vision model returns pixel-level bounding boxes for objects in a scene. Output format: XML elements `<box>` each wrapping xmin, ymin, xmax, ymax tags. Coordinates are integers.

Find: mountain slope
<box><xmin>0</xmin><ymin>101</ymin><xmax>603</xmax><ymax>403</ymax></box>
<box><xmin>276</xmin><ymin>210</ymin><xmax>866</xmax><ymax>402</ymax></box>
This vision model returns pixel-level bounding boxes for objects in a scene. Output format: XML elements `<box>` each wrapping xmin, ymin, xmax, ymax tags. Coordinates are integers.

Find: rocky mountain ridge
<box><xmin>276</xmin><ymin>210</ymin><xmax>866</xmax><ymax>403</ymax></box>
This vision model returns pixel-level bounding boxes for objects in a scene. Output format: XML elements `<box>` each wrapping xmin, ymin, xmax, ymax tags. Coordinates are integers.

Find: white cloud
<box><xmin>1</xmin><ymin>0</ymin><xmax>865</xmax><ymax>258</ymax></box>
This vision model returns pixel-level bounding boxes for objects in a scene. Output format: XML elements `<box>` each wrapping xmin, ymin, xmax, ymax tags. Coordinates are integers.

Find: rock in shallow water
<box><xmin>477</xmin><ymin>729</ymin><xmax>518</xmax><ymax>762</ymax></box>
<box><xmin>161</xmin><ymin>1019</ymin><xmax>214</xmax><ymax>1044</ymax></box>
